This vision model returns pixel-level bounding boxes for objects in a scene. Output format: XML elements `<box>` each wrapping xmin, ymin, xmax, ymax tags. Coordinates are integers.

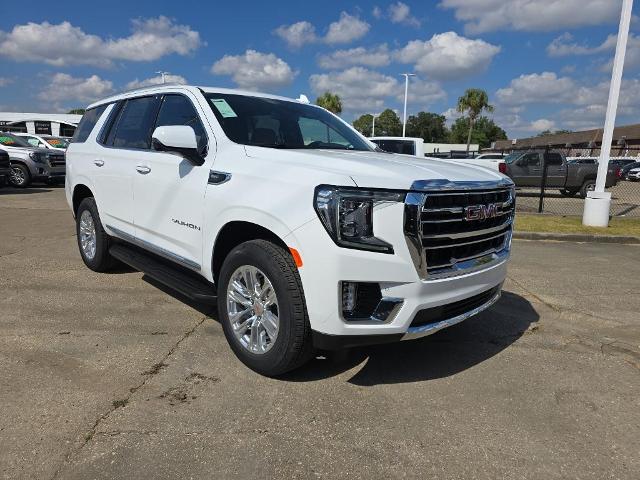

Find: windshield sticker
<box><xmin>210</xmin><ymin>99</ymin><xmax>238</xmax><ymax>118</ymax></box>
<box><xmin>0</xmin><ymin>136</ymin><xmax>16</xmax><ymax>145</ymax></box>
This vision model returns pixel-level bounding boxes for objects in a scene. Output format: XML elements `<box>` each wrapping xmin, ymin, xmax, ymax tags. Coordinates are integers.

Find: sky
<box><xmin>0</xmin><ymin>0</ymin><xmax>637</xmax><ymax>138</ymax></box>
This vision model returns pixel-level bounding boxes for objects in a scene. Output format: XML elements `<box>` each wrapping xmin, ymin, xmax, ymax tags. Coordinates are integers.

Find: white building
<box><xmin>0</xmin><ymin>112</ymin><xmax>82</xmax><ymax>137</ymax></box>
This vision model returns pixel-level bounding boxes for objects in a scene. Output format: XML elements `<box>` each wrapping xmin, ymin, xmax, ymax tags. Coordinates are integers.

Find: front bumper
<box><xmin>32</xmin><ymin>165</ymin><xmax>65</xmax><ymax>181</ymax></box>
<box><xmin>285</xmin><ymin>202</ymin><xmax>509</xmax><ymax>342</ymax></box>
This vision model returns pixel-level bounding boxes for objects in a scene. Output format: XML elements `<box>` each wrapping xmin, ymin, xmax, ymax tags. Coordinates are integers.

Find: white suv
<box><xmin>66</xmin><ymin>85</ymin><xmax>514</xmax><ymax>375</ymax></box>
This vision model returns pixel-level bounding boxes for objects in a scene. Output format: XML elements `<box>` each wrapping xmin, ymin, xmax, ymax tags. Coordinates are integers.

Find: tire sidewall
<box><xmin>217</xmin><ymin>242</ymin><xmax>304</xmax><ymax>375</ymax></box>
<box><xmin>76</xmin><ymin>198</ymin><xmax>111</xmax><ymax>271</ymax></box>
<box><xmin>10</xmin><ymin>164</ymin><xmax>30</xmax><ymax>188</ymax></box>
<box><xmin>580</xmin><ymin>180</ymin><xmax>596</xmax><ymax>198</ymax></box>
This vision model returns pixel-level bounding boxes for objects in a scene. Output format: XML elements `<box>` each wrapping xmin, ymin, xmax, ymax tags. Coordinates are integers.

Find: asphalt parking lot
<box><xmin>1</xmin><ymin>186</ymin><xmax>639</xmax><ymax>479</ymax></box>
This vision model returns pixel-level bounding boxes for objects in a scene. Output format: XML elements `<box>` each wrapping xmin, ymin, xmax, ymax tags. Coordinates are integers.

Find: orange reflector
<box><xmin>289</xmin><ymin>247</ymin><xmax>303</xmax><ymax>268</ymax></box>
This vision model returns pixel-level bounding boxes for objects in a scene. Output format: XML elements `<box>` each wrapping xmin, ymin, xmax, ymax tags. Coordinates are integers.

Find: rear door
<box><xmin>543</xmin><ymin>152</ymin><xmax>567</xmax><ymax>187</ymax></box>
<box><xmin>96</xmin><ymin>95</ymin><xmax>161</xmax><ymax>237</ymax></box>
<box><xmin>132</xmin><ymin>92</ymin><xmax>213</xmax><ymax>270</ymax></box>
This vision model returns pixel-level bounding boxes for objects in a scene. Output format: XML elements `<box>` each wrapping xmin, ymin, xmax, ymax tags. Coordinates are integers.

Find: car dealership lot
<box><xmin>1</xmin><ymin>187</ymin><xmax>639</xmax><ymax>479</ymax></box>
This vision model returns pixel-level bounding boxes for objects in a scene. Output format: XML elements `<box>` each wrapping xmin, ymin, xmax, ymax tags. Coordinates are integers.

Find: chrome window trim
<box><xmin>403</xmin><ymin>287</ymin><xmax>502</xmax><ymax>340</ymax></box>
<box><xmin>106</xmin><ymin>225</ymin><xmax>201</xmax><ymax>272</ymax></box>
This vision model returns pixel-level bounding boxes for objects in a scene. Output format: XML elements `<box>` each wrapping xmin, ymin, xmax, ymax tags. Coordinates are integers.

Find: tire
<box><xmin>579</xmin><ymin>180</ymin><xmax>596</xmax><ymax>198</ymax></box>
<box><xmin>217</xmin><ymin>239</ymin><xmax>313</xmax><ymax>376</ymax></box>
<box><xmin>9</xmin><ymin>163</ymin><xmax>31</xmax><ymax>188</ymax></box>
<box><xmin>75</xmin><ymin>197</ymin><xmax>116</xmax><ymax>272</ymax></box>
<box><xmin>559</xmin><ymin>188</ymin><xmax>578</xmax><ymax>197</ymax></box>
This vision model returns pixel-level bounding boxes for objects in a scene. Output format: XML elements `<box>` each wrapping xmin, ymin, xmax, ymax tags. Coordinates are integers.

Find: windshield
<box><xmin>504</xmin><ymin>152</ymin><xmax>524</xmax><ymax>164</ymax></box>
<box><xmin>0</xmin><ymin>133</ymin><xmax>31</xmax><ymax>148</ymax></box>
<box><xmin>204</xmin><ymin>93</ymin><xmax>373</xmax><ymax>151</ymax></box>
<box><xmin>45</xmin><ymin>137</ymin><xmax>69</xmax><ymax>148</ymax></box>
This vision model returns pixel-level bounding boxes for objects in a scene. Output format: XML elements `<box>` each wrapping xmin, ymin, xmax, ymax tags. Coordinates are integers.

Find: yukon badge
<box><xmin>172</xmin><ymin>218</ymin><xmax>201</xmax><ymax>231</ymax></box>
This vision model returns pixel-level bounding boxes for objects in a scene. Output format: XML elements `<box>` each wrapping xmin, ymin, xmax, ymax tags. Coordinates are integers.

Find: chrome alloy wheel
<box><xmin>79</xmin><ymin>210</ymin><xmax>97</xmax><ymax>260</ymax></box>
<box><xmin>10</xmin><ymin>166</ymin><xmax>26</xmax><ymax>186</ymax></box>
<box><xmin>226</xmin><ymin>265</ymin><xmax>279</xmax><ymax>354</ymax></box>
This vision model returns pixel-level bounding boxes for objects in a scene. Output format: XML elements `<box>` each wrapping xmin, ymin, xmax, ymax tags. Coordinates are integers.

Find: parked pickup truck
<box><xmin>503</xmin><ymin>150</ymin><xmax>618</xmax><ymax>198</ymax></box>
<box><xmin>66</xmin><ymin>85</ymin><xmax>514</xmax><ymax>376</ymax></box>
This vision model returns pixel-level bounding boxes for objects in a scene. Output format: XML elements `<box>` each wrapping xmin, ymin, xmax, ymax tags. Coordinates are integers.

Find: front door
<box><xmin>543</xmin><ymin>152</ymin><xmax>568</xmax><ymax>187</ymax></box>
<box><xmin>509</xmin><ymin>152</ymin><xmax>542</xmax><ymax>187</ymax></box>
<box><xmin>132</xmin><ymin>93</ymin><xmax>214</xmax><ymax>270</ymax></box>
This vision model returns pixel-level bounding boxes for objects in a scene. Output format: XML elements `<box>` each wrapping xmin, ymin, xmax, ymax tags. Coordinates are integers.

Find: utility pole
<box><xmin>582</xmin><ymin>0</ymin><xmax>632</xmax><ymax>227</ymax></box>
<box><xmin>156</xmin><ymin>71</ymin><xmax>170</xmax><ymax>84</ymax></box>
<box><xmin>400</xmin><ymin>73</ymin><xmax>415</xmax><ymax>137</ymax></box>
<box><xmin>371</xmin><ymin>113</ymin><xmax>380</xmax><ymax>136</ymax></box>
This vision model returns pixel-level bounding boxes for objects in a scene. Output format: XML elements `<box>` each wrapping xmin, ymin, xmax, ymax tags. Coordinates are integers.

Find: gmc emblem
<box><xmin>463</xmin><ymin>203</ymin><xmax>501</xmax><ymax>221</ymax></box>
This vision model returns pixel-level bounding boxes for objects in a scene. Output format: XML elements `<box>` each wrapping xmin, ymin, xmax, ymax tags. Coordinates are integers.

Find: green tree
<box><xmin>374</xmin><ymin>109</ymin><xmax>402</xmax><ymax>136</ymax></box>
<box><xmin>353</xmin><ymin>113</ymin><xmax>374</xmax><ymax>136</ymax></box>
<box><xmin>536</xmin><ymin>129</ymin><xmax>572</xmax><ymax>137</ymax></box>
<box><xmin>315</xmin><ymin>92</ymin><xmax>343</xmax><ymax>115</ymax></box>
<box><xmin>449</xmin><ymin>116</ymin><xmax>507</xmax><ymax>149</ymax></box>
<box><xmin>67</xmin><ymin>108</ymin><xmax>86</xmax><ymax>115</ymax></box>
<box><xmin>456</xmin><ymin>88</ymin><xmax>494</xmax><ymax>151</ymax></box>
<box><xmin>406</xmin><ymin>112</ymin><xmax>449</xmax><ymax>143</ymax></box>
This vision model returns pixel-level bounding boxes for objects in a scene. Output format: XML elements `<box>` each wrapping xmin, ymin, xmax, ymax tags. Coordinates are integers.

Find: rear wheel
<box><xmin>75</xmin><ymin>197</ymin><xmax>116</xmax><ymax>272</ymax></box>
<box><xmin>579</xmin><ymin>180</ymin><xmax>596</xmax><ymax>198</ymax></box>
<box><xmin>9</xmin><ymin>164</ymin><xmax>31</xmax><ymax>188</ymax></box>
<box><xmin>217</xmin><ymin>239</ymin><xmax>313</xmax><ymax>376</ymax></box>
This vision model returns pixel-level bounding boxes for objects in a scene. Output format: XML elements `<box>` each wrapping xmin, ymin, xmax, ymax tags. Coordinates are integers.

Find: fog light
<box><xmin>342</xmin><ymin>282</ymin><xmax>358</xmax><ymax>314</ymax></box>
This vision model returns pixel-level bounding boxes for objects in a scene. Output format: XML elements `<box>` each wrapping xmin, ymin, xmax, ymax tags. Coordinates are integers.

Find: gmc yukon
<box><xmin>65</xmin><ymin>85</ymin><xmax>515</xmax><ymax>376</ymax></box>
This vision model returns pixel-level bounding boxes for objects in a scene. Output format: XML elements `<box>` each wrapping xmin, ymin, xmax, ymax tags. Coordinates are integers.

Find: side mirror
<box><xmin>152</xmin><ymin>125</ymin><xmax>205</xmax><ymax>166</ymax></box>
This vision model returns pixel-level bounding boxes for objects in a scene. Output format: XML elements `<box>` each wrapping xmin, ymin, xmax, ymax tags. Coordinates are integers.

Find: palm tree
<box><xmin>456</xmin><ymin>89</ymin><xmax>494</xmax><ymax>152</ymax></box>
<box><xmin>316</xmin><ymin>92</ymin><xmax>343</xmax><ymax>115</ymax></box>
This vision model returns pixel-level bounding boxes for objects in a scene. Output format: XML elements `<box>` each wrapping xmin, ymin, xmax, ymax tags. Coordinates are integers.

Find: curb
<box><xmin>513</xmin><ymin>231</ymin><xmax>640</xmax><ymax>244</ymax></box>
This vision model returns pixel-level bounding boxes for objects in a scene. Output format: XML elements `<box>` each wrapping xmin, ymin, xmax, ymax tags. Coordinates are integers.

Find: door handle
<box><xmin>93</xmin><ymin>160</ymin><xmax>104</xmax><ymax>167</ymax></box>
<box><xmin>136</xmin><ymin>166</ymin><xmax>151</xmax><ymax>175</ymax></box>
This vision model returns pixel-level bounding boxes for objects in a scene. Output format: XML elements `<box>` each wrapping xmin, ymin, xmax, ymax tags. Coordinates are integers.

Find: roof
<box><xmin>87</xmin><ymin>85</ymin><xmax>309</xmax><ymax>110</ymax></box>
<box><xmin>494</xmin><ymin>123</ymin><xmax>640</xmax><ymax>150</ymax></box>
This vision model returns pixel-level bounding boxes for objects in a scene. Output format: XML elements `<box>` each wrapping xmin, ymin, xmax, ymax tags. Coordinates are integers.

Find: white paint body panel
<box><xmin>66</xmin><ymin>85</ymin><xmax>510</xmax><ymax>337</ymax></box>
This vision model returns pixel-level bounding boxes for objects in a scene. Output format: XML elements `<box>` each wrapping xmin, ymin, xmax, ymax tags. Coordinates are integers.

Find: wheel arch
<box><xmin>72</xmin><ymin>184</ymin><xmax>95</xmax><ymax>216</ymax></box>
<box><xmin>211</xmin><ymin>221</ymin><xmax>289</xmax><ymax>285</ymax></box>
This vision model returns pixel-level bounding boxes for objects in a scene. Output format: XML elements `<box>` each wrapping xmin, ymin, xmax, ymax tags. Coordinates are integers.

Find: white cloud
<box><xmin>442</xmin><ymin>107</ymin><xmax>463</xmax><ymax>126</ymax></box>
<box><xmin>395</xmin><ymin>32</ymin><xmax>500</xmax><ymax>80</ymax></box>
<box><xmin>388</xmin><ymin>2</ymin><xmax>421</xmax><ymax>27</ymax></box>
<box><xmin>0</xmin><ymin>17</ymin><xmax>201</xmax><ymax>67</ymax></box>
<box><xmin>38</xmin><ymin>73</ymin><xmax>113</xmax><ymax>104</ymax></box>
<box><xmin>275</xmin><ymin>12</ymin><xmax>369</xmax><ymax>48</ymax></box>
<box><xmin>274</xmin><ymin>21</ymin><xmax>317</xmax><ymax>49</ymax></box>
<box><xmin>325</xmin><ymin>12</ymin><xmax>370</xmax><ymax>45</ymax></box>
<box><xmin>372</xmin><ymin>6</ymin><xmax>383</xmax><ymax>19</ymax></box>
<box><xmin>211</xmin><ymin>50</ymin><xmax>297</xmax><ymax>91</ymax></box>
<box><xmin>309</xmin><ymin>67</ymin><xmax>444</xmax><ymax>112</ymax></box>
<box><xmin>547</xmin><ymin>32</ymin><xmax>616</xmax><ymax>57</ymax></box>
<box><xmin>439</xmin><ymin>0</ymin><xmax>619</xmax><ymax>34</ymax></box>
<box><xmin>317</xmin><ymin>45</ymin><xmax>391</xmax><ymax>69</ymax></box>
<box><xmin>125</xmin><ymin>74</ymin><xmax>187</xmax><ymax>90</ymax></box>
<box><xmin>529</xmin><ymin>118</ymin><xmax>556</xmax><ymax>132</ymax></box>
<box><xmin>496</xmin><ymin>72</ymin><xmax>576</xmax><ymax>105</ymax></box>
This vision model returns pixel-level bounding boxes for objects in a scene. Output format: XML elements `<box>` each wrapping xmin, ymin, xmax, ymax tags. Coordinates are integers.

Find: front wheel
<box><xmin>217</xmin><ymin>240</ymin><xmax>313</xmax><ymax>376</ymax></box>
<box><xmin>9</xmin><ymin>164</ymin><xmax>31</xmax><ymax>187</ymax></box>
<box><xmin>75</xmin><ymin>197</ymin><xmax>116</xmax><ymax>272</ymax></box>
<box><xmin>579</xmin><ymin>180</ymin><xmax>596</xmax><ymax>198</ymax></box>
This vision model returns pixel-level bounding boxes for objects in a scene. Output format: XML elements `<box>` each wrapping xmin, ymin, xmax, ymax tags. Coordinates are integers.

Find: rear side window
<box><xmin>71</xmin><ymin>104</ymin><xmax>108</xmax><ymax>143</ymax></box>
<box><xmin>545</xmin><ymin>153</ymin><xmax>563</xmax><ymax>165</ymax></box>
<box><xmin>155</xmin><ymin>95</ymin><xmax>207</xmax><ymax>151</ymax></box>
<box><xmin>110</xmin><ymin>96</ymin><xmax>160</xmax><ymax>150</ymax></box>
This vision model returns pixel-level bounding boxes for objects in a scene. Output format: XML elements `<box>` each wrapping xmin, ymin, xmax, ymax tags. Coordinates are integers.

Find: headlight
<box><xmin>28</xmin><ymin>151</ymin><xmax>44</xmax><ymax>163</ymax></box>
<box><xmin>314</xmin><ymin>185</ymin><xmax>405</xmax><ymax>253</ymax></box>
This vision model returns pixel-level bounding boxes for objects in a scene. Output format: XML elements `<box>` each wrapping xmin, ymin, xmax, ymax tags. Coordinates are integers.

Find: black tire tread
<box><xmin>76</xmin><ymin>197</ymin><xmax>116</xmax><ymax>272</ymax></box>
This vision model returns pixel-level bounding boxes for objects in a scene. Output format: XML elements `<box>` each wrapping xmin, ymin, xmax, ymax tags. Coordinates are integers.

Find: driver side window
<box><xmin>155</xmin><ymin>94</ymin><xmax>208</xmax><ymax>152</ymax></box>
<box><xmin>298</xmin><ymin>117</ymin><xmax>349</xmax><ymax>147</ymax></box>
<box><xmin>522</xmin><ymin>153</ymin><xmax>540</xmax><ymax>167</ymax></box>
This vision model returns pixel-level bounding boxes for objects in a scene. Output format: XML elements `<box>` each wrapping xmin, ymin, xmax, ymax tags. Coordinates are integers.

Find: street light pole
<box><xmin>400</xmin><ymin>73</ymin><xmax>415</xmax><ymax>137</ymax></box>
<box><xmin>156</xmin><ymin>71</ymin><xmax>170</xmax><ymax>84</ymax></box>
<box><xmin>371</xmin><ymin>113</ymin><xmax>380</xmax><ymax>136</ymax></box>
<box><xmin>582</xmin><ymin>0</ymin><xmax>633</xmax><ymax>227</ymax></box>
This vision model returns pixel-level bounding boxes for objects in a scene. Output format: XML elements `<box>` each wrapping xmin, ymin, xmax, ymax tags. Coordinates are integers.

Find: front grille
<box><xmin>410</xmin><ymin>286</ymin><xmax>500</xmax><ymax>328</ymax></box>
<box><xmin>47</xmin><ymin>153</ymin><xmax>66</xmax><ymax>167</ymax></box>
<box><xmin>404</xmin><ymin>183</ymin><xmax>514</xmax><ymax>279</ymax></box>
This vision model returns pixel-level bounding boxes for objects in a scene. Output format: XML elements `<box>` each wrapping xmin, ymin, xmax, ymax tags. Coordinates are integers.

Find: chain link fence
<box><xmin>488</xmin><ymin>146</ymin><xmax>640</xmax><ymax>217</ymax></box>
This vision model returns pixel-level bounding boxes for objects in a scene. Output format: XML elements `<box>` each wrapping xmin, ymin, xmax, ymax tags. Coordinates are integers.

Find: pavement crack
<box><xmin>49</xmin><ymin>314</ymin><xmax>207</xmax><ymax>480</ymax></box>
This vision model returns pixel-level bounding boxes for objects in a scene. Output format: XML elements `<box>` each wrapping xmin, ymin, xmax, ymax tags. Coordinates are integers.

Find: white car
<box><xmin>15</xmin><ymin>133</ymin><xmax>68</xmax><ymax>151</ymax></box>
<box><xmin>628</xmin><ymin>167</ymin><xmax>640</xmax><ymax>181</ymax></box>
<box><xmin>65</xmin><ymin>85</ymin><xmax>514</xmax><ymax>375</ymax></box>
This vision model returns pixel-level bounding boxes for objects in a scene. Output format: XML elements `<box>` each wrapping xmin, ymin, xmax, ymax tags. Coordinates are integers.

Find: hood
<box><xmin>245</xmin><ymin>146</ymin><xmax>507</xmax><ymax>190</ymax></box>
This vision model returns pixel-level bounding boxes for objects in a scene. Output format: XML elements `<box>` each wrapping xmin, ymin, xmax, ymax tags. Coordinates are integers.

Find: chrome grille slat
<box><xmin>403</xmin><ymin>182</ymin><xmax>515</xmax><ymax>279</ymax></box>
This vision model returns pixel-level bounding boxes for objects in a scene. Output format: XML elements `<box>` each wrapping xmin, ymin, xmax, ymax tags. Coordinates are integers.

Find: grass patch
<box><xmin>515</xmin><ymin>215</ymin><xmax>640</xmax><ymax>236</ymax></box>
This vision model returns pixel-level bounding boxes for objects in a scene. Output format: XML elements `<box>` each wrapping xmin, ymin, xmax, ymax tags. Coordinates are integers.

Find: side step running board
<box><xmin>109</xmin><ymin>243</ymin><xmax>217</xmax><ymax>304</ymax></box>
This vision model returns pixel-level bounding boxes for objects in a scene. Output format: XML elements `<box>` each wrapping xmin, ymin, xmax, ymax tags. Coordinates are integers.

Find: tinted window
<box><xmin>545</xmin><ymin>153</ymin><xmax>563</xmax><ymax>165</ymax></box>
<box><xmin>111</xmin><ymin>96</ymin><xmax>159</xmax><ymax>149</ymax></box>
<box><xmin>72</xmin><ymin>104</ymin><xmax>108</xmax><ymax>143</ymax></box>
<box><xmin>204</xmin><ymin>93</ymin><xmax>372</xmax><ymax>151</ymax></box>
<box><xmin>0</xmin><ymin>133</ymin><xmax>31</xmax><ymax>147</ymax></box>
<box><xmin>155</xmin><ymin>95</ymin><xmax>207</xmax><ymax>151</ymax></box>
<box><xmin>522</xmin><ymin>153</ymin><xmax>540</xmax><ymax>167</ymax></box>
<box><xmin>372</xmin><ymin>139</ymin><xmax>416</xmax><ymax>155</ymax></box>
